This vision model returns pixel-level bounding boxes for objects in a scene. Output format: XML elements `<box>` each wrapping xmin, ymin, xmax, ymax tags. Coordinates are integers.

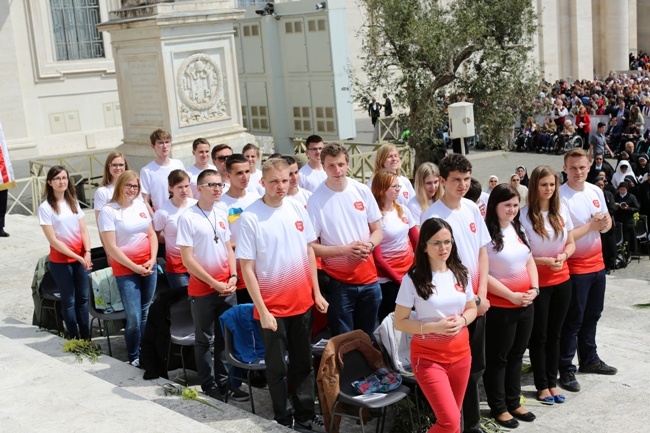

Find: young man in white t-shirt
<box><xmin>177</xmin><ymin>169</ymin><xmax>249</xmax><ymax>403</ymax></box>
<box><xmin>237</xmin><ymin>158</ymin><xmax>328</xmax><ymax>431</ymax></box>
<box><xmin>220</xmin><ymin>153</ymin><xmax>261</xmax><ymax>305</ymax></box>
<box><xmin>140</xmin><ymin>129</ymin><xmax>187</xmax><ymax>213</ymax></box>
<box><xmin>298</xmin><ymin>135</ymin><xmax>327</xmax><ymax>192</ymax></box>
<box><xmin>558</xmin><ymin>149</ymin><xmax>616</xmax><ymax>393</ymax></box>
<box><xmin>307</xmin><ymin>143</ymin><xmax>383</xmax><ymax>339</ymax></box>
<box><xmin>211</xmin><ymin>144</ymin><xmax>233</xmax><ymax>193</ymax></box>
<box><xmin>187</xmin><ymin>138</ymin><xmax>216</xmax><ymax>198</ymax></box>
<box><xmin>420</xmin><ymin>154</ymin><xmax>490</xmax><ymax>433</ymax></box>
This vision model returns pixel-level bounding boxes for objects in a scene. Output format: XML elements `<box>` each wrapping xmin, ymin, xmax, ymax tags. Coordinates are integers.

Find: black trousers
<box><xmin>0</xmin><ymin>189</ymin><xmax>7</xmax><ymax>229</ymax></box>
<box><xmin>261</xmin><ymin>309</ymin><xmax>315</xmax><ymax>427</ymax></box>
<box><xmin>484</xmin><ymin>305</ymin><xmax>534</xmax><ymax>416</ymax></box>
<box><xmin>529</xmin><ymin>280</ymin><xmax>572</xmax><ymax>390</ymax></box>
<box><xmin>378</xmin><ymin>281</ymin><xmax>400</xmax><ymax>324</ymax></box>
<box><xmin>462</xmin><ymin>315</ymin><xmax>485</xmax><ymax>433</ymax></box>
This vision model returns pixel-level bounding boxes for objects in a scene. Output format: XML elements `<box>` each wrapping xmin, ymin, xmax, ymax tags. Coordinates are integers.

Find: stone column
<box><xmin>97</xmin><ymin>0</ymin><xmax>254</xmax><ymax>169</ymax></box>
<box><xmin>569</xmin><ymin>0</ymin><xmax>594</xmax><ymax>80</ymax></box>
<box><xmin>536</xmin><ymin>0</ymin><xmax>560</xmax><ymax>81</ymax></box>
<box><xmin>601</xmin><ymin>0</ymin><xmax>630</xmax><ymax>74</ymax></box>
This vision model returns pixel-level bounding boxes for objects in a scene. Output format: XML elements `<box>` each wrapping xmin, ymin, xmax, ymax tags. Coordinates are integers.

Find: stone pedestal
<box><xmin>98</xmin><ymin>0</ymin><xmax>254</xmax><ymax>170</ymax></box>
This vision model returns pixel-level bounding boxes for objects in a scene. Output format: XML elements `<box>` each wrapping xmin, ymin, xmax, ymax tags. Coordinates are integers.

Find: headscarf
<box><xmin>612</xmin><ymin>160</ymin><xmax>632</xmax><ymax>188</ymax></box>
<box><xmin>516</xmin><ymin>165</ymin><xmax>529</xmax><ymax>187</ymax></box>
<box><xmin>486</xmin><ymin>175</ymin><xmax>498</xmax><ymax>194</ymax></box>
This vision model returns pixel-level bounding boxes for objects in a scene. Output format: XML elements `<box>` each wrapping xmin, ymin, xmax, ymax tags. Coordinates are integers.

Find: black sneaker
<box><xmin>294</xmin><ymin>415</ymin><xmax>326</xmax><ymax>433</ymax></box>
<box><xmin>579</xmin><ymin>361</ymin><xmax>618</xmax><ymax>375</ymax></box>
<box><xmin>223</xmin><ymin>386</ymin><xmax>250</xmax><ymax>402</ymax></box>
<box><xmin>559</xmin><ymin>371</ymin><xmax>581</xmax><ymax>392</ymax></box>
<box><xmin>203</xmin><ymin>385</ymin><xmax>224</xmax><ymax>402</ymax></box>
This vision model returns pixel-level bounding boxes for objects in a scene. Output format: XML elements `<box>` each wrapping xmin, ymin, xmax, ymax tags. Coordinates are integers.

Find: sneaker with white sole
<box><xmin>128</xmin><ymin>358</ymin><xmax>140</xmax><ymax>368</ymax></box>
<box><xmin>295</xmin><ymin>415</ymin><xmax>326</xmax><ymax>433</ymax></box>
<box><xmin>221</xmin><ymin>386</ymin><xmax>250</xmax><ymax>402</ymax></box>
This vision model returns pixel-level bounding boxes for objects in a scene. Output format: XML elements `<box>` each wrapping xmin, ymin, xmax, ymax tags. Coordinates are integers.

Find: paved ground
<box><xmin>2</xmin><ymin>144</ymin><xmax>650</xmax><ymax>432</ymax></box>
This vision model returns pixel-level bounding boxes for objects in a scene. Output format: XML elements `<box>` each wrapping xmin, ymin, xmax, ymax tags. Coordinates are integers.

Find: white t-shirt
<box><xmin>140</xmin><ymin>159</ymin><xmax>186</xmax><ymax>211</ymax></box>
<box><xmin>177</xmin><ymin>204</ymin><xmax>232</xmax><ymax>297</ymax></box>
<box><xmin>367</xmin><ymin>175</ymin><xmax>415</xmax><ymax>206</ymax></box>
<box><xmin>248</xmin><ymin>170</ymin><xmax>265</xmax><ymax>196</ymax></box>
<box><xmin>307</xmin><ymin>178</ymin><xmax>381</xmax><ymax>284</ymax></box>
<box><xmin>559</xmin><ymin>182</ymin><xmax>606</xmax><ymax>274</ymax></box>
<box><xmin>38</xmin><ymin>200</ymin><xmax>85</xmax><ymax>264</ymax></box>
<box><xmin>298</xmin><ymin>164</ymin><xmax>327</xmax><ymax>192</ymax></box>
<box><xmin>396</xmin><ymin>271</ymin><xmax>474</xmax><ymax>322</ymax></box>
<box><xmin>236</xmin><ymin>198</ymin><xmax>316</xmax><ymax>319</ymax></box>
<box><xmin>187</xmin><ymin>164</ymin><xmax>216</xmax><ymax>198</ymax></box>
<box><xmin>98</xmin><ymin>200</ymin><xmax>152</xmax><ymax>276</ymax></box>
<box><xmin>152</xmin><ymin>198</ymin><xmax>198</xmax><ymax>274</ymax></box>
<box><xmin>94</xmin><ymin>185</ymin><xmax>115</xmax><ymax>212</ymax></box>
<box><xmin>420</xmin><ymin>198</ymin><xmax>491</xmax><ymax>294</ymax></box>
<box><xmin>520</xmin><ymin>204</ymin><xmax>574</xmax><ymax>287</ymax></box>
<box><xmin>477</xmin><ymin>192</ymin><xmax>489</xmax><ymax>219</ymax></box>
<box><xmin>220</xmin><ymin>190</ymin><xmax>261</xmax><ymax>244</ymax></box>
<box><xmin>407</xmin><ymin>197</ymin><xmax>432</xmax><ymax>225</ymax></box>
<box><xmin>377</xmin><ymin>207</ymin><xmax>416</xmax><ymax>283</ymax></box>
<box><xmin>287</xmin><ymin>187</ymin><xmax>313</xmax><ymax>208</ymax></box>
<box><xmin>486</xmin><ymin>224</ymin><xmax>532</xmax><ymax>308</ymax></box>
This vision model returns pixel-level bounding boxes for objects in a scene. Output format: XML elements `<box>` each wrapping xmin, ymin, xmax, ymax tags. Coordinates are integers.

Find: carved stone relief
<box><xmin>176</xmin><ymin>53</ymin><xmax>229</xmax><ymax>126</ymax></box>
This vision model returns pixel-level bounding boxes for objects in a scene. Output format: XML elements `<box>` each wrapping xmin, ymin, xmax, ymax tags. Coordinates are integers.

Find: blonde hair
<box><xmin>110</xmin><ymin>170</ymin><xmax>140</xmax><ymax>207</ymax></box>
<box><xmin>414</xmin><ymin>162</ymin><xmax>442</xmax><ymax>212</ymax></box>
<box><xmin>373</xmin><ymin>143</ymin><xmax>401</xmax><ymax>176</ymax></box>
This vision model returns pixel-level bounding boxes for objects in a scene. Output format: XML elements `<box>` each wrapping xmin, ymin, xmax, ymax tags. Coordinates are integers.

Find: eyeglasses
<box><xmin>389</xmin><ymin>184</ymin><xmax>402</xmax><ymax>190</ymax></box>
<box><xmin>52</xmin><ymin>176</ymin><xmax>68</xmax><ymax>182</ymax></box>
<box><xmin>124</xmin><ymin>183</ymin><xmax>139</xmax><ymax>190</ymax></box>
<box><xmin>110</xmin><ymin>163</ymin><xmax>126</xmax><ymax>168</ymax></box>
<box><xmin>215</xmin><ymin>155</ymin><xmax>230</xmax><ymax>162</ymax></box>
<box><xmin>308</xmin><ymin>147</ymin><xmax>323</xmax><ymax>152</ymax></box>
<box><xmin>199</xmin><ymin>182</ymin><xmax>225</xmax><ymax>189</ymax></box>
<box><xmin>426</xmin><ymin>239</ymin><xmax>454</xmax><ymax>249</ymax></box>
<box><xmin>512</xmin><ymin>178</ymin><xmax>520</xmax><ymax>182</ymax></box>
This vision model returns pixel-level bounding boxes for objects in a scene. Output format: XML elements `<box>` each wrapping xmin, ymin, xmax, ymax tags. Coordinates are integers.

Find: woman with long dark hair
<box><xmin>98</xmin><ymin>170</ymin><xmax>158</xmax><ymax>367</ymax></box>
<box><xmin>371</xmin><ymin>170</ymin><xmax>418</xmax><ymax>323</ymax></box>
<box><xmin>152</xmin><ymin>169</ymin><xmax>197</xmax><ymax>289</ymax></box>
<box><xmin>394</xmin><ymin>218</ymin><xmax>477</xmax><ymax>433</ymax></box>
<box><xmin>483</xmin><ymin>184</ymin><xmax>539</xmax><ymax>429</ymax></box>
<box><xmin>520</xmin><ymin>166</ymin><xmax>575</xmax><ymax>405</ymax></box>
<box><xmin>39</xmin><ymin>165</ymin><xmax>92</xmax><ymax>340</ymax></box>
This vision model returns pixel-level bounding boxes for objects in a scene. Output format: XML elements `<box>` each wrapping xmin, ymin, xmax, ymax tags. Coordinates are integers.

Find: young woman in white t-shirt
<box><xmin>408</xmin><ymin>162</ymin><xmax>443</xmax><ymax>227</ymax></box>
<box><xmin>153</xmin><ymin>169</ymin><xmax>197</xmax><ymax>290</ymax></box>
<box><xmin>98</xmin><ymin>170</ymin><xmax>158</xmax><ymax>366</ymax></box>
<box><xmin>243</xmin><ymin>143</ymin><xmax>265</xmax><ymax>195</ymax></box>
<box><xmin>371</xmin><ymin>170</ymin><xmax>418</xmax><ymax>323</ymax></box>
<box><xmin>484</xmin><ymin>184</ymin><xmax>539</xmax><ymax>429</ymax></box>
<box><xmin>94</xmin><ymin>152</ymin><xmax>129</xmax><ymax>220</ymax></box>
<box><xmin>394</xmin><ymin>217</ymin><xmax>476</xmax><ymax>433</ymax></box>
<box><xmin>520</xmin><ymin>166</ymin><xmax>575</xmax><ymax>405</ymax></box>
<box><xmin>366</xmin><ymin>143</ymin><xmax>416</xmax><ymax>205</ymax></box>
<box><xmin>39</xmin><ymin>166</ymin><xmax>92</xmax><ymax>340</ymax></box>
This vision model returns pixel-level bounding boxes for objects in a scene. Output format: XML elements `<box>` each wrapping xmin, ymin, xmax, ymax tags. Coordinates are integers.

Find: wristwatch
<box><xmin>475</xmin><ymin>296</ymin><xmax>481</xmax><ymax>307</ymax></box>
<box><xmin>230</xmin><ymin>274</ymin><xmax>239</xmax><ymax>281</ymax></box>
<box><xmin>531</xmin><ymin>287</ymin><xmax>540</xmax><ymax>295</ymax></box>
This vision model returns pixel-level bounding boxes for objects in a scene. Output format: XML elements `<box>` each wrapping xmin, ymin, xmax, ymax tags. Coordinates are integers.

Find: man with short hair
<box><xmin>221</xmin><ymin>154</ymin><xmax>261</xmax><ymax>305</ymax></box>
<box><xmin>280</xmin><ymin>155</ymin><xmax>312</xmax><ymax>207</ymax></box>
<box><xmin>188</xmin><ymin>138</ymin><xmax>216</xmax><ymax>198</ymax></box>
<box><xmin>299</xmin><ymin>135</ymin><xmax>327</xmax><ymax>192</ymax></box>
<box><xmin>211</xmin><ymin>144</ymin><xmax>233</xmax><ymax>193</ymax></box>
<box><xmin>307</xmin><ymin>143</ymin><xmax>383</xmax><ymax>339</ymax></box>
<box><xmin>177</xmin><ymin>169</ymin><xmax>249</xmax><ymax>403</ymax></box>
<box><xmin>588</xmin><ymin>123</ymin><xmax>613</xmax><ymax>160</ymax></box>
<box><xmin>140</xmin><ymin>129</ymin><xmax>186</xmax><ymax>212</ymax></box>
<box><xmin>587</xmin><ymin>153</ymin><xmax>614</xmax><ymax>183</ymax></box>
<box><xmin>559</xmin><ymin>149</ymin><xmax>617</xmax><ymax>394</ymax></box>
<box><xmin>238</xmin><ymin>158</ymin><xmax>328</xmax><ymax>432</ymax></box>
<box><xmin>420</xmin><ymin>153</ymin><xmax>491</xmax><ymax>433</ymax></box>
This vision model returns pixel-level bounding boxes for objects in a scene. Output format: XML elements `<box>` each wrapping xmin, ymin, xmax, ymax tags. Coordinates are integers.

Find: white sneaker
<box><xmin>295</xmin><ymin>415</ymin><xmax>326</xmax><ymax>433</ymax></box>
<box><xmin>129</xmin><ymin>358</ymin><xmax>140</xmax><ymax>368</ymax></box>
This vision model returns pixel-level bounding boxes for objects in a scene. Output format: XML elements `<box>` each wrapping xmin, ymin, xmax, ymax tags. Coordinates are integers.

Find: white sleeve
<box><xmin>395</xmin><ymin>274</ymin><xmax>416</xmax><ymax>308</ymax></box>
<box><xmin>97</xmin><ymin>207</ymin><xmax>116</xmax><ymax>233</ymax></box>
<box><xmin>152</xmin><ymin>210</ymin><xmax>166</xmax><ymax>232</ymax></box>
<box><xmin>306</xmin><ymin>195</ymin><xmax>322</xmax><ymax>237</ymax></box>
<box><xmin>38</xmin><ymin>203</ymin><xmax>52</xmax><ymax>226</ymax></box>
<box><xmin>139</xmin><ymin>167</ymin><xmax>150</xmax><ymax>195</ymax></box>
<box><xmin>176</xmin><ymin>214</ymin><xmax>194</xmax><ymax>247</ymax></box>
<box><xmin>363</xmin><ymin>187</ymin><xmax>382</xmax><ymax>223</ymax></box>
<box><xmin>234</xmin><ymin>213</ymin><xmax>257</xmax><ymax>260</ymax></box>
<box><xmin>402</xmin><ymin>206</ymin><xmax>417</xmax><ymax>229</ymax></box>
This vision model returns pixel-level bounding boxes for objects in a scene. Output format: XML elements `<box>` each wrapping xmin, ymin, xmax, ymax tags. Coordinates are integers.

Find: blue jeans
<box><xmin>116</xmin><ymin>272</ymin><xmax>157</xmax><ymax>362</ymax></box>
<box><xmin>324</xmin><ymin>278</ymin><xmax>381</xmax><ymax>339</ymax></box>
<box><xmin>559</xmin><ymin>270</ymin><xmax>606</xmax><ymax>373</ymax></box>
<box><xmin>166</xmin><ymin>272</ymin><xmax>189</xmax><ymax>290</ymax></box>
<box><xmin>49</xmin><ymin>261</ymin><xmax>90</xmax><ymax>340</ymax></box>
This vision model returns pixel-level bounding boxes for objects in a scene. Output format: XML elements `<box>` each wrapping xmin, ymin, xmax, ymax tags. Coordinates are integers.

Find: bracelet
<box><xmin>461</xmin><ymin>315</ymin><xmax>467</xmax><ymax>326</ymax></box>
<box><xmin>369</xmin><ymin>241</ymin><xmax>375</xmax><ymax>252</ymax></box>
<box><xmin>563</xmin><ymin>252</ymin><xmax>569</xmax><ymax>260</ymax></box>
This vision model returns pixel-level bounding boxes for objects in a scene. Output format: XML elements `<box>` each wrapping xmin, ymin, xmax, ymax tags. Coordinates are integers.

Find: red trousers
<box><xmin>413</xmin><ymin>354</ymin><xmax>472</xmax><ymax>433</ymax></box>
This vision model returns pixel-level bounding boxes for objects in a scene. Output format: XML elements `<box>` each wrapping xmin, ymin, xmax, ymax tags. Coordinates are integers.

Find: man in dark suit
<box><xmin>382</xmin><ymin>93</ymin><xmax>393</xmax><ymax>117</ymax></box>
<box><xmin>368</xmin><ymin>97</ymin><xmax>381</xmax><ymax>127</ymax></box>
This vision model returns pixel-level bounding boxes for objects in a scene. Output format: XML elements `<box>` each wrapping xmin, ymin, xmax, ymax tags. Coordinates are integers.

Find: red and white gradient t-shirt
<box><xmin>299</xmin><ymin>165</ymin><xmax>327</xmax><ymax>192</ymax></box>
<box><xmin>560</xmin><ymin>182</ymin><xmax>606</xmax><ymax>274</ymax></box>
<box><xmin>377</xmin><ymin>207</ymin><xmax>416</xmax><ymax>283</ymax></box>
<box><xmin>307</xmin><ymin>178</ymin><xmax>382</xmax><ymax>285</ymax></box>
<box><xmin>396</xmin><ymin>270</ymin><xmax>474</xmax><ymax>363</ymax></box>
<box><xmin>487</xmin><ymin>224</ymin><xmax>533</xmax><ymax>308</ymax></box>
<box><xmin>236</xmin><ymin>198</ymin><xmax>316</xmax><ymax>319</ymax></box>
<box><xmin>38</xmin><ymin>200</ymin><xmax>85</xmax><ymax>264</ymax></box>
<box><xmin>520</xmin><ymin>204</ymin><xmax>574</xmax><ymax>287</ymax></box>
<box><xmin>421</xmin><ymin>198</ymin><xmax>491</xmax><ymax>294</ymax></box>
<box><xmin>177</xmin><ymin>204</ymin><xmax>232</xmax><ymax>297</ymax></box>
<box><xmin>367</xmin><ymin>175</ymin><xmax>416</xmax><ymax>206</ymax></box>
<box><xmin>98</xmin><ymin>200</ymin><xmax>152</xmax><ymax>277</ymax></box>
<box><xmin>140</xmin><ymin>159</ymin><xmax>186</xmax><ymax>211</ymax></box>
<box><xmin>153</xmin><ymin>198</ymin><xmax>197</xmax><ymax>274</ymax></box>
<box><xmin>407</xmin><ymin>197</ymin><xmax>430</xmax><ymax>225</ymax></box>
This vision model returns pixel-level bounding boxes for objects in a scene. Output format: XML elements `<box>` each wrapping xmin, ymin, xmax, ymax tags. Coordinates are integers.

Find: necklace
<box><xmin>196</xmin><ymin>203</ymin><xmax>219</xmax><ymax>244</ymax></box>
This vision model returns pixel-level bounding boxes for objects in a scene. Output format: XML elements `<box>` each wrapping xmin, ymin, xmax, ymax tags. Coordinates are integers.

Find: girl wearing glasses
<box><xmin>371</xmin><ymin>170</ymin><xmax>419</xmax><ymax>323</ymax></box>
<box><xmin>94</xmin><ymin>152</ymin><xmax>130</xmax><ymax>220</ymax></box>
<box><xmin>484</xmin><ymin>184</ymin><xmax>539</xmax><ymax>428</ymax></box>
<box><xmin>520</xmin><ymin>166</ymin><xmax>575</xmax><ymax>405</ymax></box>
<box><xmin>153</xmin><ymin>169</ymin><xmax>197</xmax><ymax>290</ymax></box>
<box><xmin>366</xmin><ymin>143</ymin><xmax>416</xmax><ymax>205</ymax></box>
<box><xmin>39</xmin><ymin>165</ymin><xmax>92</xmax><ymax>340</ymax></box>
<box><xmin>98</xmin><ymin>170</ymin><xmax>158</xmax><ymax>367</ymax></box>
<box><xmin>408</xmin><ymin>162</ymin><xmax>443</xmax><ymax>226</ymax></box>
<box><xmin>394</xmin><ymin>218</ymin><xmax>476</xmax><ymax>433</ymax></box>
